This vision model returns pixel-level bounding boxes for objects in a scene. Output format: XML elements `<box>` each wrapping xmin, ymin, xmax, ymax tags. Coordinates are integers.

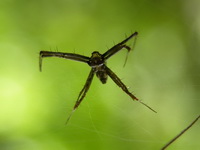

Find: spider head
<box><xmin>88</xmin><ymin>51</ymin><xmax>105</xmax><ymax>68</ymax></box>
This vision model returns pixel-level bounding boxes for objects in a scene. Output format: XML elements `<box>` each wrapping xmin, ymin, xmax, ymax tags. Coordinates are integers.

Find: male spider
<box><xmin>39</xmin><ymin>32</ymin><xmax>156</xmax><ymax>123</ymax></box>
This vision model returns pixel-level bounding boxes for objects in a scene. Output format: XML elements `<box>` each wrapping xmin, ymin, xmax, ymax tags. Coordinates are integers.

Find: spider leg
<box><xmin>102</xmin><ymin>32</ymin><xmax>138</xmax><ymax>62</ymax></box>
<box><xmin>39</xmin><ymin>51</ymin><xmax>90</xmax><ymax>71</ymax></box>
<box><xmin>105</xmin><ymin>65</ymin><xmax>157</xmax><ymax>113</ymax></box>
<box><xmin>66</xmin><ymin>69</ymin><xmax>95</xmax><ymax>124</ymax></box>
<box><xmin>123</xmin><ymin>34</ymin><xmax>137</xmax><ymax>67</ymax></box>
<box><xmin>74</xmin><ymin>69</ymin><xmax>94</xmax><ymax>109</ymax></box>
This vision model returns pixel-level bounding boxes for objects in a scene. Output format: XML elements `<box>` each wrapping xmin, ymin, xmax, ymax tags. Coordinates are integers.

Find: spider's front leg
<box><xmin>39</xmin><ymin>51</ymin><xmax>90</xmax><ymax>71</ymax></box>
<box><xmin>105</xmin><ymin>65</ymin><xmax>157</xmax><ymax>113</ymax></box>
<box><xmin>102</xmin><ymin>32</ymin><xmax>138</xmax><ymax>62</ymax></box>
<box><xmin>66</xmin><ymin>69</ymin><xmax>95</xmax><ymax>124</ymax></box>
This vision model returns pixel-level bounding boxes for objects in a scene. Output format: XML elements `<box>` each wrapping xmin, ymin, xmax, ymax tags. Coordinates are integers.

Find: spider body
<box><xmin>88</xmin><ymin>51</ymin><xmax>107</xmax><ymax>84</ymax></box>
<box><xmin>39</xmin><ymin>32</ymin><xmax>156</xmax><ymax>124</ymax></box>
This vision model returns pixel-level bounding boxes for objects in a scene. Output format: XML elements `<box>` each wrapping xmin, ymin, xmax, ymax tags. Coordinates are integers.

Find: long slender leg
<box><xmin>74</xmin><ymin>69</ymin><xmax>95</xmax><ymax>110</ymax></box>
<box><xmin>39</xmin><ymin>51</ymin><xmax>90</xmax><ymax>71</ymax></box>
<box><xmin>105</xmin><ymin>65</ymin><xmax>157</xmax><ymax>113</ymax></box>
<box><xmin>102</xmin><ymin>32</ymin><xmax>138</xmax><ymax>60</ymax></box>
<box><xmin>66</xmin><ymin>69</ymin><xmax>95</xmax><ymax>124</ymax></box>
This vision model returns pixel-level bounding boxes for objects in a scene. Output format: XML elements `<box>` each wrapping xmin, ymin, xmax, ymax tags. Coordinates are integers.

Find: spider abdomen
<box><xmin>96</xmin><ymin>68</ymin><xmax>108</xmax><ymax>84</ymax></box>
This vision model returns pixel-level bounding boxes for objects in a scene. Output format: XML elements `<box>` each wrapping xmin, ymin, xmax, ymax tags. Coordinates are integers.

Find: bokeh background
<box><xmin>0</xmin><ymin>0</ymin><xmax>199</xmax><ymax>150</ymax></box>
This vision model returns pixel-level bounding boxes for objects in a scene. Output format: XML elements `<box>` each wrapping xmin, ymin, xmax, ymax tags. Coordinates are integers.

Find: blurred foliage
<box><xmin>0</xmin><ymin>0</ymin><xmax>199</xmax><ymax>150</ymax></box>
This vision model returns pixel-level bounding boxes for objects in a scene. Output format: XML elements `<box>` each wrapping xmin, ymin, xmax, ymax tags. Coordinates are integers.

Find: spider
<box><xmin>39</xmin><ymin>32</ymin><xmax>156</xmax><ymax>124</ymax></box>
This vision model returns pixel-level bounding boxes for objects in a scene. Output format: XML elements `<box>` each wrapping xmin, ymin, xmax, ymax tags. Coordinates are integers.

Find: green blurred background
<box><xmin>0</xmin><ymin>0</ymin><xmax>199</xmax><ymax>150</ymax></box>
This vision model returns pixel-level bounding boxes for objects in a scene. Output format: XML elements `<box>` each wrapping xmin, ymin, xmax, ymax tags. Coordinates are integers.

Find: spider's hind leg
<box><xmin>66</xmin><ymin>69</ymin><xmax>95</xmax><ymax>124</ymax></box>
<box><xmin>105</xmin><ymin>65</ymin><xmax>157</xmax><ymax>113</ymax></box>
